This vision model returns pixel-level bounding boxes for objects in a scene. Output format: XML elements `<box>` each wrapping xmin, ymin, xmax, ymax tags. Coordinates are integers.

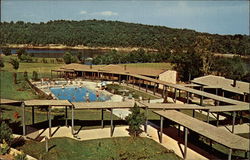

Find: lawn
<box><xmin>0</xmin><ymin>105</ymin><xmax>121</xmax><ymax>134</ymax></box>
<box><xmin>0</xmin><ymin>71</ymin><xmax>38</xmax><ymax>100</ymax></box>
<box><xmin>106</xmin><ymin>84</ymin><xmax>159</xmax><ymax>100</ymax></box>
<box><xmin>18</xmin><ymin>137</ymin><xmax>180</xmax><ymax>160</ymax></box>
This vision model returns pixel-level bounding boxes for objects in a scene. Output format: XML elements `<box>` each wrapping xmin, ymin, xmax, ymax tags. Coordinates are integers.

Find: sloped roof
<box><xmin>154</xmin><ymin>110</ymin><xmax>249</xmax><ymax>151</ymax></box>
<box><xmin>192</xmin><ymin>75</ymin><xmax>250</xmax><ymax>95</ymax></box>
<box><xmin>60</xmin><ymin>64</ymin><xmax>166</xmax><ymax>77</ymax></box>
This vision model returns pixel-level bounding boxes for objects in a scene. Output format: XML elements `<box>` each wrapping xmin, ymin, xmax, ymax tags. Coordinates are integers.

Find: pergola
<box><xmin>153</xmin><ymin>110</ymin><xmax>249</xmax><ymax>160</ymax></box>
<box><xmin>23</xmin><ymin>100</ymin><xmax>73</xmax><ymax>137</ymax></box>
<box><xmin>71</xmin><ymin>101</ymin><xmax>135</xmax><ymax>136</ymax></box>
<box><xmin>206</xmin><ymin>104</ymin><xmax>250</xmax><ymax>132</ymax></box>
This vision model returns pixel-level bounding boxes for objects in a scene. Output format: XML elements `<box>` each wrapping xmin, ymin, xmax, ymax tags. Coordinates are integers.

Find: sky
<box><xmin>1</xmin><ymin>0</ymin><xmax>249</xmax><ymax>35</ymax></box>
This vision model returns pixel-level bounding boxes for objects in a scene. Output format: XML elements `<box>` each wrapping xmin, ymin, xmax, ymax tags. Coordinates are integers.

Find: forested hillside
<box><xmin>0</xmin><ymin>20</ymin><xmax>249</xmax><ymax>55</ymax></box>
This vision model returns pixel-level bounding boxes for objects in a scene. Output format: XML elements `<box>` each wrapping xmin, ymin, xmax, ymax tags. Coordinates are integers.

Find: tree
<box><xmin>170</xmin><ymin>49</ymin><xmax>202</xmax><ymax>81</ymax></box>
<box><xmin>63</xmin><ymin>52</ymin><xmax>78</xmax><ymax>64</ymax></box>
<box><xmin>2</xmin><ymin>48</ymin><xmax>11</xmax><ymax>56</ymax></box>
<box><xmin>0</xmin><ymin>57</ymin><xmax>4</xmax><ymax>69</ymax></box>
<box><xmin>16</xmin><ymin>48</ymin><xmax>27</xmax><ymax>59</ymax></box>
<box><xmin>9</xmin><ymin>58</ymin><xmax>19</xmax><ymax>84</ymax></box>
<box><xmin>32</xmin><ymin>71</ymin><xmax>39</xmax><ymax>81</ymax></box>
<box><xmin>125</xmin><ymin>104</ymin><xmax>146</xmax><ymax>137</ymax></box>
<box><xmin>9</xmin><ymin>58</ymin><xmax>19</xmax><ymax>70</ymax></box>
<box><xmin>0</xmin><ymin>122</ymin><xmax>13</xmax><ymax>144</ymax></box>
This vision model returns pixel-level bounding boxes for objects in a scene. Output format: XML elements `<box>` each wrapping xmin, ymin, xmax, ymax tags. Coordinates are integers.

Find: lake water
<box><xmin>0</xmin><ymin>48</ymin><xmax>110</xmax><ymax>58</ymax></box>
<box><xmin>50</xmin><ymin>87</ymin><xmax>110</xmax><ymax>102</ymax></box>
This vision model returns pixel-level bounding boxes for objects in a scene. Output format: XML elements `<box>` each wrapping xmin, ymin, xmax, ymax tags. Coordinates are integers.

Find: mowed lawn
<box><xmin>0</xmin><ymin>71</ymin><xmax>38</xmax><ymax>100</ymax></box>
<box><xmin>19</xmin><ymin>137</ymin><xmax>180</xmax><ymax>160</ymax></box>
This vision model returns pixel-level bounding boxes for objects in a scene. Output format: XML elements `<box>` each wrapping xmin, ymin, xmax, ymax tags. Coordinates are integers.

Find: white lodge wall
<box><xmin>158</xmin><ymin>70</ymin><xmax>177</xmax><ymax>89</ymax></box>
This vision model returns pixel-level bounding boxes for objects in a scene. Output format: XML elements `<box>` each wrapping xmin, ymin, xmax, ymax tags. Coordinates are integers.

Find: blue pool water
<box><xmin>50</xmin><ymin>87</ymin><xmax>110</xmax><ymax>102</ymax></box>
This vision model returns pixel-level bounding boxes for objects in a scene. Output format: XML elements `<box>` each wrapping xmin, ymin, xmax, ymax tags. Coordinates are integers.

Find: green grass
<box><xmin>1</xmin><ymin>55</ymin><xmax>63</xmax><ymax>77</ymax></box>
<box><xmin>106</xmin><ymin>84</ymin><xmax>159</xmax><ymax>100</ymax></box>
<box><xmin>0</xmin><ymin>105</ymin><xmax>120</xmax><ymax>130</ymax></box>
<box><xmin>0</xmin><ymin>71</ymin><xmax>38</xmax><ymax>100</ymax></box>
<box><xmin>18</xmin><ymin>137</ymin><xmax>180</xmax><ymax>160</ymax></box>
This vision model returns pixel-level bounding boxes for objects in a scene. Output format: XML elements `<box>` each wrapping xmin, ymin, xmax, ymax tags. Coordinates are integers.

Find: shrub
<box><xmin>0</xmin><ymin>122</ymin><xmax>13</xmax><ymax>144</ymax></box>
<box><xmin>0</xmin><ymin>57</ymin><xmax>4</xmax><ymax>68</ymax></box>
<box><xmin>32</xmin><ymin>71</ymin><xmax>39</xmax><ymax>81</ymax></box>
<box><xmin>2</xmin><ymin>48</ymin><xmax>11</xmax><ymax>56</ymax></box>
<box><xmin>9</xmin><ymin>58</ymin><xmax>19</xmax><ymax>70</ymax></box>
<box><xmin>125</xmin><ymin>104</ymin><xmax>146</xmax><ymax>137</ymax></box>
<box><xmin>14</xmin><ymin>151</ymin><xmax>27</xmax><ymax>160</ymax></box>
<box><xmin>0</xmin><ymin>139</ymin><xmax>10</xmax><ymax>155</ymax></box>
<box><xmin>23</xmin><ymin>71</ymin><xmax>28</xmax><ymax>80</ymax></box>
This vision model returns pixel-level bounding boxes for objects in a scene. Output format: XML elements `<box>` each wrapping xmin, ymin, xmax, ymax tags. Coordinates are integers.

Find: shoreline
<box><xmin>1</xmin><ymin>44</ymin><xmax>158</xmax><ymax>52</ymax></box>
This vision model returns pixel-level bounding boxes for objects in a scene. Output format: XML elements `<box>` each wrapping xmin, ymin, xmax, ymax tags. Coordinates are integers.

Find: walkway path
<box><xmin>218</xmin><ymin>123</ymin><xmax>250</xmax><ymax>134</ymax></box>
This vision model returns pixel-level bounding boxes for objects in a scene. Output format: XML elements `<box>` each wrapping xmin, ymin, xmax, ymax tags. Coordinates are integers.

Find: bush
<box><xmin>16</xmin><ymin>48</ymin><xmax>26</xmax><ymax>59</ymax></box>
<box><xmin>0</xmin><ymin>57</ymin><xmax>4</xmax><ymax>68</ymax></box>
<box><xmin>14</xmin><ymin>151</ymin><xmax>27</xmax><ymax>160</ymax></box>
<box><xmin>32</xmin><ymin>71</ymin><xmax>39</xmax><ymax>81</ymax></box>
<box><xmin>2</xmin><ymin>48</ymin><xmax>11</xmax><ymax>56</ymax></box>
<box><xmin>20</xmin><ymin>54</ymin><xmax>32</xmax><ymax>63</ymax></box>
<box><xmin>9</xmin><ymin>58</ymin><xmax>19</xmax><ymax>70</ymax></box>
<box><xmin>0</xmin><ymin>139</ymin><xmax>10</xmax><ymax>155</ymax></box>
<box><xmin>0</xmin><ymin>122</ymin><xmax>13</xmax><ymax>144</ymax></box>
<box><xmin>23</xmin><ymin>71</ymin><xmax>28</xmax><ymax>80</ymax></box>
<box><xmin>125</xmin><ymin>104</ymin><xmax>146</xmax><ymax>137</ymax></box>
<box><xmin>63</xmin><ymin>52</ymin><xmax>78</xmax><ymax>64</ymax></box>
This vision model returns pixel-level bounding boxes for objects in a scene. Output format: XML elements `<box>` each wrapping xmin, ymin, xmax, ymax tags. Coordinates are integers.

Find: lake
<box><xmin>0</xmin><ymin>48</ymin><xmax>110</xmax><ymax>58</ymax></box>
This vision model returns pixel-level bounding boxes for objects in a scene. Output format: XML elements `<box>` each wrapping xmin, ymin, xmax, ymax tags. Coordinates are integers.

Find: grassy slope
<box><xmin>0</xmin><ymin>71</ymin><xmax>38</xmax><ymax>100</ymax></box>
<box><xmin>19</xmin><ymin>137</ymin><xmax>180</xmax><ymax>160</ymax></box>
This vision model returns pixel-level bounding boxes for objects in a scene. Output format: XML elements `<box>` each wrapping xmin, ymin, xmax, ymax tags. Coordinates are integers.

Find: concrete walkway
<box><xmin>218</xmin><ymin>123</ymin><xmax>250</xmax><ymax>134</ymax></box>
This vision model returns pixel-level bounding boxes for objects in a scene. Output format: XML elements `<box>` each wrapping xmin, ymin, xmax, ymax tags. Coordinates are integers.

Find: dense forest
<box><xmin>0</xmin><ymin>20</ymin><xmax>249</xmax><ymax>55</ymax></box>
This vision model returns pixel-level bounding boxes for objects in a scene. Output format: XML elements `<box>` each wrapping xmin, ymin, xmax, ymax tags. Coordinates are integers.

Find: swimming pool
<box><xmin>50</xmin><ymin>87</ymin><xmax>110</xmax><ymax>102</ymax></box>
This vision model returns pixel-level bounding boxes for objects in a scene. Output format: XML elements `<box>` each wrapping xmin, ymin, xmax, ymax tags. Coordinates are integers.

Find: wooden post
<box><xmin>239</xmin><ymin>111</ymin><xmax>243</xmax><ymax>124</ymax></box>
<box><xmin>232</xmin><ymin>111</ymin><xmax>236</xmax><ymax>133</ymax></box>
<box><xmin>222</xmin><ymin>91</ymin><xmax>224</xmax><ymax>97</ymax></box>
<box><xmin>49</xmin><ymin>106</ymin><xmax>52</xmax><ymax>137</ymax></box>
<box><xmin>192</xmin><ymin>110</ymin><xmax>195</xmax><ymax>118</ymax></box>
<box><xmin>153</xmin><ymin>83</ymin><xmax>156</xmax><ymax>95</ymax></box>
<box><xmin>186</xmin><ymin>92</ymin><xmax>189</xmax><ymax>104</ymax></box>
<box><xmin>139</xmin><ymin>81</ymin><xmax>141</xmax><ymax>90</ymax></box>
<box><xmin>65</xmin><ymin>106</ymin><xmax>68</xmax><ymax>126</ymax></box>
<box><xmin>110</xmin><ymin>109</ymin><xmax>113</xmax><ymax>137</ymax></box>
<box><xmin>32</xmin><ymin>106</ymin><xmax>35</xmax><ymax>125</ymax></box>
<box><xmin>200</xmin><ymin>86</ymin><xmax>204</xmax><ymax>106</ymax></box>
<box><xmin>184</xmin><ymin>127</ymin><xmax>188</xmax><ymax>159</ymax></box>
<box><xmin>228</xmin><ymin>148</ymin><xmax>232</xmax><ymax>160</ymax></box>
<box><xmin>119</xmin><ymin>75</ymin><xmax>121</xmax><ymax>85</ymax></box>
<box><xmin>178</xmin><ymin>124</ymin><xmax>180</xmax><ymax>137</ymax></box>
<box><xmin>174</xmin><ymin>88</ymin><xmax>177</xmax><ymax>103</ymax></box>
<box><xmin>45</xmin><ymin>136</ymin><xmax>49</xmax><ymax>152</ymax></box>
<box><xmin>101</xmin><ymin>109</ymin><xmax>104</xmax><ymax>128</ymax></box>
<box><xmin>126</xmin><ymin>75</ymin><xmax>129</xmax><ymax>86</ymax></box>
<box><xmin>71</xmin><ymin>106</ymin><xmax>74</xmax><ymax>135</ymax></box>
<box><xmin>216</xmin><ymin>113</ymin><xmax>219</xmax><ymax>126</ymax></box>
<box><xmin>22</xmin><ymin>103</ymin><xmax>26</xmax><ymax>136</ymax></box>
<box><xmin>207</xmin><ymin>110</ymin><xmax>210</xmax><ymax>123</ymax></box>
<box><xmin>144</xmin><ymin>107</ymin><xmax>148</xmax><ymax>133</ymax></box>
<box><xmin>160</xmin><ymin>116</ymin><xmax>163</xmax><ymax>143</ymax></box>
<box><xmin>146</xmin><ymin>83</ymin><xmax>148</xmax><ymax>92</ymax></box>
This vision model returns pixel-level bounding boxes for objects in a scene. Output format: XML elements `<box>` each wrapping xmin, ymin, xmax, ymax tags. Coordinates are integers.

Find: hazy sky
<box><xmin>1</xmin><ymin>0</ymin><xmax>249</xmax><ymax>35</ymax></box>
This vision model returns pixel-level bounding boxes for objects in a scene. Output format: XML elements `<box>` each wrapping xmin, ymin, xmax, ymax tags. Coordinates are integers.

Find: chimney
<box><xmin>232</xmin><ymin>79</ymin><xmax>236</xmax><ymax>87</ymax></box>
<box><xmin>124</xmin><ymin>65</ymin><xmax>127</xmax><ymax>71</ymax></box>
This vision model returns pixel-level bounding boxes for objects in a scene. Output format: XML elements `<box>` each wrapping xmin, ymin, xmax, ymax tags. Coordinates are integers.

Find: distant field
<box><xmin>19</xmin><ymin>137</ymin><xmax>180</xmax><ymax>160</ymax></box>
